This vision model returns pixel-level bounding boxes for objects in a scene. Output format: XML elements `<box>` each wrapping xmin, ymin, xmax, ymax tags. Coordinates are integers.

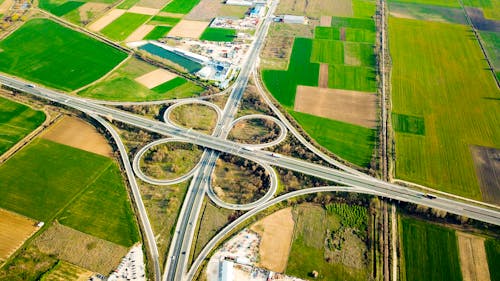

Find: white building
<box><xmin>283</xmin><ymin>15</ymin><xmax>307</xmax><ymax>24</ymax></box>
<box><xmin>218</xmin><ymin>260</ymin><xmax>234</xmax><ymax>281</ymax></box>
<box><xmin>225</xmin><ymin>0</ymin><xmax>253</xmax><ymax>6</ymax></box>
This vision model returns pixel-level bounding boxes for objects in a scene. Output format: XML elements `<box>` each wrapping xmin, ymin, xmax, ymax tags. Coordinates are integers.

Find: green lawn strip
<box><xmin>400</xmin><ymin>217</ymin><xmax>462</xmax><ymax>281</ymax></box>
<box><xmin>0</xmin><ymin>18</ymin><xmax>127</xmax><ymax>91</ymax></box>
<box><xmin>151</xmin><ymin>77</ymin><xmax>187</xmax><ymax>93</ymax></box>
<box><xmin>328</xmin><ymin>64</ymin><xmax>377</xmax><ymax>92</ymax></box>
<box><xmin>0</xmin><ymin>139</ymin><xmax>111</xmax><ymax>221</ymax></box>
<box><xmin>462</xmin><ymin>0</ymin><xmax>500</xmax><ymax>20</ymax></box>
<box><xmin>388</xmin><ymin>2</ymin><xmax>467</xmax><ymax>24</ymax></box>
<box><xmin>100</xmin><ymin>12</ymin><xmax>151</xmax><ymax>41</ymax></box>
<box><xmin>0</xmin><ymin>97</ymin><xmax>46</xmax><ymax>155</ymax></box>
<box><xmin>392</xmin><ymin>113</ymin><xmax>425</xmax><ymax>135</ymax></box>
<box><xmin>479</xmin><ymin>31</ymin><xmax>500</xmax><ymax>69</ymax></box>
<box><xmin>262</xmin><ymin>37</ymin><xmax>319</xmax><ymax>108</ymax></box>
<box><xmin>148</xmin><ymin>15</ymin><xmax>181</xmax><ymax>26</ymax></box>
<box><xmin>117</xmin><ymin>0</ymin><xmax>139</xmax><ymax>9</ymax></box>
<box><xmin>144</xmin><ymin>26</ymin><xmax>173</xmax><ymax>40</ymax></box>
<box><xmin>331</xmin><ymin>16</ymin><xmax>376</xmax><ymax>30</ymax></box>
<box><xmin>315</xmin><ymin>26</ymin><xmax>341</xmax><ymax>40</ymax></box>
<box><xmin>353</xmin><ymin>0</ymin><xmax>377</xmax><ymax>18</ymax></box>
<box><xmin>161</xmin><ymin>0</ymin><xmax>200</xmax><ymax>13</ymax></box>
<box><xmin>199</xmin><ymin>27</ymin><xmax>237</xmax><ymax>42</ymax></box>
<box><xmin>311</xmin><ymin>39</ymin><xmax>344</xmax><ymax>64</ymax></box>
<box><xmin>290</xmin><ymin>111</ymin><xmax>376</xmax><ymax>167</ymax></box>
<box><xmin>485</xmin><ymin>238</ymin><xmax>500</xmax><ymax>281</ymax></box>
<box><xmin>389</xmin><ymin>17</ymin><xmax>499</xmax><ymax>199</ymax></box>
<box><xmin>388</xmin><ymin>0</ymin><xmax>460</xmax><ymax>8</ymax></box>
<box><xmin>58</xmin><ymin>163</ymin><xmax>139</xmax><ymax>247</ymax></box>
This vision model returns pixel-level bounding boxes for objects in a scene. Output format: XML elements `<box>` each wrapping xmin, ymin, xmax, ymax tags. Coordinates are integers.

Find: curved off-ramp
<box><xmin>206</xmin><ymin>159</ymin><xmax>278</xmax><ymax>210</ymax></box>
<box><xmin>186</xmin><ymin>185</ymin><xmax>382</xmax><ymax>280</ymax></box>
<box><xmin>132</xmin><ymin>138</ymin><xmax>202</xmax><ymax>185</ymax></box>
<box><xmin>228</xmin><ymin>114</ymin><xmax>287</xmax><ymax>149</ymax></box>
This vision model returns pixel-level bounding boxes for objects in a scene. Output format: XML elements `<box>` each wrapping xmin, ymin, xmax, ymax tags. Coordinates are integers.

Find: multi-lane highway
<box><xmin>2</xmin><ymin>0</ymin><xmax>500</xmax><ymax>278</ymax></box>
<box><xmin>164</xmin><ymin>0</ymin><xmax>281</xmax><ymax>279</ymax></box>
<box><xmin>1</xmin><ymin>74</ymin><xmax>500</xmax><ymax>226</ymax></box>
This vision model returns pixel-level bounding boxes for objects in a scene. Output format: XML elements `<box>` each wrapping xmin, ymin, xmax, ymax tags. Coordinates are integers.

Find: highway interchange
<box><xmin>1</xmin><ymin>0</ymin><xmax>500</xmax><ymax>279</ymax></box>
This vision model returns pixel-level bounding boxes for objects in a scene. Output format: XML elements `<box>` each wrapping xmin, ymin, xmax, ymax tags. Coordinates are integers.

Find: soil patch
<box><xmin>137</xmin><ymin>0</ymin><xmax>170</xmax><ymax>9</ymax></box>
<box><xmin>128</xmin><ymin>5</ymin><xmax>159</xmax><ymax>15</ymax></box>
<box><xmin>33</xmin><ymin>222</ymin><xmax>128</xmax><ymax>274</ymax></box>
<box><xmin>0</xmin><ymin>208</ymin><xmax>37</xmax><ymax>261</ymax></box>
<box><xmin>294</xmin><ymin>85</ymin><xmax>377</xmax><ymax>128</ymax></box>
<box><xmin>466</xmin><ymin>7</ymin><xmax>500</xmax><ymax>32</ymax></box>
<box><xmin>340</xmin><ymin>27</ymin><xmax>346</xmax><ymax>40</ymax></box>
<box><xmin>41</xmin><ymin>116</ymin><xmax>112</xmax><ymax>157</ymax></box>
<box><xmin>135</xmin><ymin>68</ymin><xmax>177</xmax><ymax>88</ymax></box>
<box><xmin>167</xmin><ymin>20</ymin><xmax>210</xmax><ymax>38</ymax></box>
<box><xmin>185</xmin><ymin>0</ymin><xmax>222</xmax><ymax>21</ymax></box>
<box><xmin>457</xmin><ymin>232</ymin><xmax>491</xmax><ymax>281</ymax></box>
<box><xmin>276</xmin><ymin>0</ymin><xmax>352</xmax><ymax>17</ymax></box>
<box><xmin>88</xmin><ymin>8</ymin><xmax>126</xmax><ymax>31</ymax></box>
<box><xmin>470</xmin><ymin>145</ymin><xmax>500</xmax><ymax>205</ymax></box>
<box><xmin>320</xmin><ymin>15</ymin><xmax>332</xmax><ymax>26</ymax></box>
<box><xmin>79</xmin><ymin>2</ymin><xmax>109</xmax><ymax>25</ymax></box>
<box><xmin>318</xmin><ymin>63</ymin><xmax>329</xmax><ymax>88</ymax></box>
<box><xmin>125</xmin><ymin>23</ymin><xmax>155</xmax><ymax>42</ymax></box>
<box><xmin>0</xmin><ymin>0</ymin><xmax>13</xmax><ymax>14</ymax></box>
<box><xmin>251</xmin><ymin>208</ymin><xmax>294</xmax><ymax>273</ymax></box>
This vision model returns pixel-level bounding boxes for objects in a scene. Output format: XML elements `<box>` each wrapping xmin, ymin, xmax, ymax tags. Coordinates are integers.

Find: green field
<box><xmin>311</xmin><ymin>39</ymin><xmax>344</xmax><ymax>64</ymax></box>
<box><xmin>144</xmin><ymin>26</ymin><xmax>173</xmax><ymax>40</ymax></box>
<box><xmin>0</xmin><ymin>97</ymin><xmax>46</xmax><ymax>155</ymax></box>
<box><xmin>100</xmin><ymin>13</ymin><xmax>151</xmax><ymax>41</ymax></box>
<box><xmin>480</xmin><ymin>31</ymin><xmax>500</xmax><ymax>69</ymax></box>
<box><xmin>39</xmin><ymin>0</ymin><xmax>84</xmax><ymax>16</ymax></box>
<box><xmin>463</xmin><ymin>0</ymin><xmax>500</xmax><ymax>20</ymax></box>
<box><xmin>78</xmin><ymin>57</ymin><xmax>204</xmax><ymax>101</ymax></box>
<box><xmin>262</xmin><ymin>37</ymin><xmax>319</xmax><ymax>108</ymax></box>
<box><xmin>161</xmin><ymin>0</ymin><xmax>200</xmax><ymax>13</ymax></box>
<box><xmin>58</xmin><ymin>163</ymin><xmax>139</xmax><ymax>247</ymax></box>
<box><xmin>148</xmin><ymin>15</ymin><xmax>181</xmax><ymax>26</ymax></box>
<box><xmin>388</xmin><ymin>2</ymin><xmax>467</xmax><ymax>24</ymax></box>
<box><xmin>0</xmin><ymin>19</ymin><xmax>127</xmax><ymax>91</ymax></box>
<box><xmin>0</xmin><ymin>138</ymin><xmax>139</xmax><ymax>246</ymax></box>
<box><xmin>290</xmin><ymin>112</ymin><xmax>376</xmax><ymax>167</ymax></box>
<box><xmin>389</xmin><ymin>17</ymin><xmax>500</xmax><ymax>199</ymax></box>
<box><xmin>286</xmin><ymin>204</ymin><xmax>369</xmax><ymax>281</ymax></box>
<box><xmin>199</xmin><ymin>27</ymin><xmax>237</xmax><ymax>42</ymax></box>
<box><xmin>400</xmin><ymin>218</ymin><xmax>462</xmax><ymax>281</ymax></box>
<box><xmin>262</xmin><ymin>37</ymin><xmax>376</xmax><ymax>167</ymax></box>
<box><xmin>328</xmin><ymin>65</ymin><xmax>377</xmax><ymax>92</ymax></box>
<box><xmin>485</xmin><ymin>238</ymin><xmax>500</xmax><ymax>281</ymax></box>
<box><xmin>392</xmin><ymin>113</ymin><xmax>425</xmax><ymax>135</ymax></box>
<box><xmin>151</xmin><ymin>77</ymin><xmax>188</xmax><ymax>93</ymax></box>
<box><xmin>0</xmin><ymin>139</ymin><xmax>110</xmax><ymax>221</ymax></box>
<box><xmin>139</xmin><ymin>43</ymin><xmax>203</xmax><ymax>73</ymax></box>
<box><xmin>388</xmin><ymin>0</ymin><xmax>460</xmax><ymax>7</ymax></box>
<box><xmin>353</xmin><ymin>0</ymin><xmax>377</xmax><ymax>18</ymax></box>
